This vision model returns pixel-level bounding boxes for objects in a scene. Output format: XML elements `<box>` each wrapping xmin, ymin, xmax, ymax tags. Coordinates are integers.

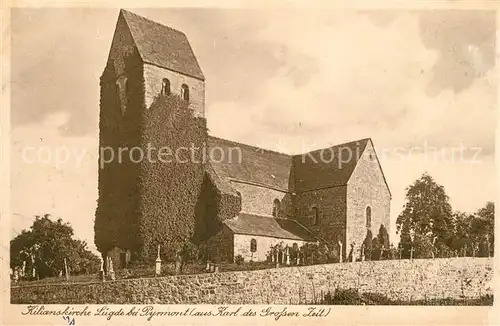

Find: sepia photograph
<box><xmin>7</xmin><ymin>5</ymin><xmax>496</xmax><ymax>312</ymax></box>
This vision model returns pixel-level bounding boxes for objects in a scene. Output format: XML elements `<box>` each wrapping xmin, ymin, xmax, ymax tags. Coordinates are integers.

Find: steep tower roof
<box><xmin>120</xmin><ymin>9</ymin><xmax>205</xmax><ymax>80</ymax></box>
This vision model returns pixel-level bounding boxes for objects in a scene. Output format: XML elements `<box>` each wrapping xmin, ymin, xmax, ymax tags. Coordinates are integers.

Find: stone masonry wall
<box><xmin>293</xmin><ymin>186</ymin><xmax>347</xmax><ymax>258</ymax></box>
<box><xmin>12</xmin><ymin>258</ymin><xmax>492</xmax><ymax>304</ymax></box>
<box><xmin>143</xmin><ymin>64</ymin><xmax>205</xmax><ymax>117</ymax></box>
<box><xmin>346</xmin><ymin>141</ymin><xmax>391</xmax><ymax>257</ymax></box>
<box><xmin>230</xmin><ymin>181</ymin><xmax>293</xmax><ymax>218</ymax></box>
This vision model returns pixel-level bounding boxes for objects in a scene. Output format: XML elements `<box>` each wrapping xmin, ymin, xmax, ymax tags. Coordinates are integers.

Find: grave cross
<box><xmin>398</xmin><ymin>247</ymin><xmax>403</xmax><ymax>260</ymax></box>
<box><xmin>155</xmin><ymin>245</ymin><xmax>162</xmax><ymax>276</ymax></box>
<box><xmin>64</xmin><ymin>258</ymin><xmax>69</xmax><ymax>281</ymax></box>
<box><xmin>410</xmin><ymin>246</ymin><xmax>415</xmax><ymax>260</ymax></box>
<box><xmin>338</xmin><ymin>240</ymin><xmax>343</xmax><ymax>263</ymax></box>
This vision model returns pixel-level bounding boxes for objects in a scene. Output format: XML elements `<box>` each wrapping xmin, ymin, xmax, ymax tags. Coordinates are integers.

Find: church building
<box><xmin>95</xmin><ymin>10</ymin><xmax>391</xmax><ymax>268</ymax></box>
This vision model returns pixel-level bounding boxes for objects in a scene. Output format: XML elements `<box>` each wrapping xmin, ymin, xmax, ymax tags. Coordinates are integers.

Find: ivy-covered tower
<box><xmin>95</xmin><ymin>9</ymin><xmax>207</xmax><ymax>267</ymax></box>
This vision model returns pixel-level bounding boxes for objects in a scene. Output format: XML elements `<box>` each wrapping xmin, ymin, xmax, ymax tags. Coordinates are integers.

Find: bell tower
<box><xmin>95</xmin><ymin>9</ymin><xmax>206</xmax><ymax>262</ymax></box>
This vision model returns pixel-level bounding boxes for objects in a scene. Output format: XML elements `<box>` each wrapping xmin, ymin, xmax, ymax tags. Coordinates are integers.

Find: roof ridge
<box><xmin>294</xmin><ymin>137</ymin><xmax>371</xmax><ymax>157</ymax></box>
<box><xmin>208</xmin><ymin>135</ymin><xmax>292</xmax><ymax>158</ymax></box>
<box><xmin>120</xmin><ymin>9</ymin><xmax>185</xmax><ymax>36</ymax></box>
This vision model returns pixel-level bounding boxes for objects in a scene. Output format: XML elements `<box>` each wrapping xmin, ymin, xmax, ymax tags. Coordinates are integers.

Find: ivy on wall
<box><xmin>139</xmin><ymin>94</ymin><xmax>207</xmax><ymax>261</ymax></box>
<box><xmin>94</xmin><ymin>51</ymin><xmax>144</xmax><ymax>256</ymax></box>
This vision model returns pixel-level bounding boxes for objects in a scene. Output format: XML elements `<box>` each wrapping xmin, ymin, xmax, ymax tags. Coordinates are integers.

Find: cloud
<box><xmin>11</xmin><ymin>112</ymin><xmax>99</xmax><ymax>252</ymax></box>
<box><xmin>208</xmin><ymin>10</ymin><xmax>496</xmax><ymax>158</ymax></box>
<box><xmin>11</xmin><ymin>8</ymin><xmax>115</xmax><ymax>137</ymax></box>
<box><xmin>418</xmin><ymin>10</ymin><xmax>496</xmax><ymax>95</ymax></box>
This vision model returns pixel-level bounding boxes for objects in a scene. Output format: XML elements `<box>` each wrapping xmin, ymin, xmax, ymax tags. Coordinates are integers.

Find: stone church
<box><xmin>95</xmin><ymin>10</ymin><xmax>391</xmax><ymax>268</ymax></box>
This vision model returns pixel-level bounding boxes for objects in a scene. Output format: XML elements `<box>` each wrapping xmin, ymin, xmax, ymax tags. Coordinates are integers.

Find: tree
<box><xmin>398</xmin><ymin>225</ymin><xmax>412</xmax><ymax>259</ymax></box>
<box><xmin>396</xmin><ymin>173</ymin><xmax>454</xmax><ymax>253</ymax></box>
<box><xmin>450</xmin><ymin>212</ymin><xmax>472</xmax><ymax>256</ymax></box>
<box><xmin>362</xmin><ymin>230</ymin><xmax>373</xmax><ymax>260</ymax></box>
<box><xmin>412</xmin><ymin>233</ymin><xmax>434</xmax><ymax>259</ymax></box>
<box><xmin>475</xmin><ymin>202</ymin><xmax>494</xmax><ymax>257</ymax></box>
<box><xmin>449</xmin><ymin>203</ymin><xmax>494</xmax><ymax>257</ymax></box>
<box><xmin>10</xmin><ymin>214</ymin><xmax>101</xmax><ymax>279</ymax></box>
<box><xmin>375</xmin><ymin>224</ymin><xmax>390</xmax><ymax>260</ymax></box>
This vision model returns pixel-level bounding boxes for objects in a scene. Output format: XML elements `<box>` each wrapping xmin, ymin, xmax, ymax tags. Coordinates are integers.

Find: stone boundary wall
<box><xmin>11</xmin><ymin>258</ymin><xmax>493</xmax><ymax>304</ymax></box>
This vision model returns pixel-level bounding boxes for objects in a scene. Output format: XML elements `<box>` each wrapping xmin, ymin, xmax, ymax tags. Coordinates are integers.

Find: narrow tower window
<box><xmin>311</xmin><ymin>206</ymin><xmax>319</xmax><ymax>225</ymax></box>
<box><xmin>181</xmin><ymin>84</ymin><xmax>190</xmax><ymax>101</ymax></box>
<box><xmin>366</xmin><ymin>206</ymin><xmax>372</xmax><ymax>229</ymax></box>
<box><xmin>272</xmin><ymin>199</ymin><xmax>280</xmax><ymax>217</ymax></box>
<box><xmin>250</xmin><ymin>239</ymin><xmax>257</xmax><ymax>252</ymax></box>
<box><xmin>115</xmin><ymin>76</ymin><xmax>128</xmax><ymax>116</ymax></box>
<box><xmin>161</xmin><ymin>78</ymin><xmax>171</xmax><ymax>95</ymax></box>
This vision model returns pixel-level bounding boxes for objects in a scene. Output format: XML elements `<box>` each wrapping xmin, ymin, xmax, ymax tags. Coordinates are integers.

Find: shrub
<box><xmin>300</xmin><ymin>243</ymin><xmax>337</xmax><ymax>265</ymax></box>
<box><xmin>362</xmin><ymin>230</ymin><xmax>373</xmax><ymax>260</ymax></box>
<box><xmin>234</xmin><ymin>255</ymin><xmax>244</xmax><ymax>265</ymax></box>
<box><xmin>413</xmin><ymin>234</ymin><xmax>434</xmax><ymax>259</ymax></box>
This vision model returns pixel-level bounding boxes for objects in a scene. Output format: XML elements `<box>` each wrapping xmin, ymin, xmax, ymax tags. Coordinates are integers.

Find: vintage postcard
<box><xmin>1</xmin><ymin>2</ymin><xmax>499</xmax><ymax>325</ymax></box>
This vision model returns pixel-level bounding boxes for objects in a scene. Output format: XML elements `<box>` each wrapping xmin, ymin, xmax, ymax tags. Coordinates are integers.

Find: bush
<box><xmin>300</xmin><ymin>243</ymin><xmax>338</xmax><ymax>265</ymax></box>
<box><xmin>234</xmin><ymin>255</ymin><xmax>244</xmax><ymax>265</ymax></box>
<box><xmin>362</xmin><ymin>230</ymin><xmax>373</xmax><ymax>260</ymax></box>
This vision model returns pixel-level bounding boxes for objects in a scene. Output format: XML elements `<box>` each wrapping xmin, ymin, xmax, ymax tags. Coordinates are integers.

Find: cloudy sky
<box><xmin>11</xmin><ymin>8</ymin><xmax>497</xmax><ymax>253</ymax></box>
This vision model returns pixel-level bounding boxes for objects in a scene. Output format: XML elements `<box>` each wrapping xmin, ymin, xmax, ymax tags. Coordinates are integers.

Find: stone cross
<box><xmin>109</xmin><ymin>258</ymin><xmax>116</xmax><ymax>281</ymax></box>
<box><xmin>64</xmin><ymin>258</ymin><xmax>69</xmax><ymax>281</ymax></box>
<box><xmin>350</xmin><ymin>242</ymin><xmax>355</xmax><ymax>262</ymax></box>
<box><xmin>155</xmin><ymin>245</ymin><xmax>162</xmax><ymax>276</ymax></box>
<box><xmin>338</xmin><ymin>240</ymin><xmax>343</xmax><ymax>263</ymax></box>
<box><xmin>410</xmin><ymin>246</ymin><xmax>415</xmax><ymax>260</ymax></box>
<box><xmin>486</xmin><ymin>234</ymin><xmax>491</xmax><ymax>257</ymax></box>
<box><xmin>398</xmin><ymin>247</ymin><xmax>403</xmax><ymax>260</ymax></box>
<box><xmin>99</xmin><ymin>259</ymin><xmax>105</xmax><ymax>282</ymax></box>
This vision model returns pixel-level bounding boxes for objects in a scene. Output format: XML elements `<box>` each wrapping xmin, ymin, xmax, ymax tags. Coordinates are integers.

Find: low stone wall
<box><xmin>11</xmin><ymin>258</ymin><xmax>493</xmax><ymax>304</ymax></box>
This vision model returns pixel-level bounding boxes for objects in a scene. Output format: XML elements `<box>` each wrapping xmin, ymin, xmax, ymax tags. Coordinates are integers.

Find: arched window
<box><xmin>181</xmin><ymin>84</ymin><xmax>189</xmax><ymax>101</ymax></box>
<box><xmin>250</xmin><ymin>239</ymin><xmax>257</xmax><ymax>252</ymax></box>
<box><xmin>272</xmin><ymin>199</ymin><xmax>280</xmax><ymax>217</ymax></box>
<box><xmin>115</xmin><ymin>76</ymin><xmax>128</xmax><ymax>115</ymax></box>
<box><xmin>311</xmin><ymin>206</ymin><xmax>319</xmax><ymax>225</ymax></box>
<box><xmin>366</xmin><ymin>206</ymin><xmax>372</xmax><ymax>228</ymax></box>
<box><xmin>161</xmin><ymin>78</ymin><xmax>171</xmax><ymax>95</ymax></box>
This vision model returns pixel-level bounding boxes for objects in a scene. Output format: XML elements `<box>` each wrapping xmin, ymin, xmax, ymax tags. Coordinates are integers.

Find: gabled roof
<box><xmin>120</xmin><ymin>9</ymin><xmax>205</xmax><ymax>80</ymax></box>
<box><xmin>223</xmin><ymin>213</ymin><xmax>317</xmax><ymax>242</ymax></box>
<box><xmin>292</xmin><ymin>138</ymin><xmax>370</xmax><ymax>192</ymax></box>
<box><xmin>207</xmin><ymin>136</ymin><xmax>292</xmax><ymax>191</ymax></box>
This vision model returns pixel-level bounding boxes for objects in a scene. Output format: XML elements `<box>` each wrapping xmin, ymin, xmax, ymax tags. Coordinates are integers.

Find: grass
<box><xmin>12</xmin><ymin>260</ymin><xmax>280</xmax><ymax>286</ymax></box>
<box><xmin>12</xmin><ymin>273</ymin><xmax>100</xmax><ymax>286</ymax></box>
<box><xmin>313</xmin><ymin>288</ymin><xmax>494</xmax><ymax>306</ymax></box>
